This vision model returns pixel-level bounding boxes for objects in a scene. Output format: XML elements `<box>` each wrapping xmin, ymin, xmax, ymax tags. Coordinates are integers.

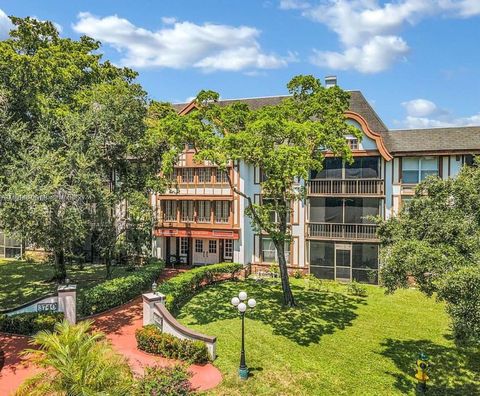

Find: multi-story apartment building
<box><xmin>152</xmin><ymin>77</ymin><xmax>480</xmax><ymax>283</ymax></box>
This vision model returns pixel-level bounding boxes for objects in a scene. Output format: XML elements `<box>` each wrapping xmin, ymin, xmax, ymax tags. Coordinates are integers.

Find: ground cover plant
<box><xmin>177</xmin><ymin>278</ymin><xmax>480</xmax><ymax>396</ymax></box>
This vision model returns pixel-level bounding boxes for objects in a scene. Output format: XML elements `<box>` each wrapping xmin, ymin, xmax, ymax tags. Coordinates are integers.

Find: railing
<box><xmin>307</xmin><ymin>222</ymin><xmax>379</xmax><ymax>240</ymax></box>
<box><xmin>308</xmin><ymin>179</ymin><xmax>384</xmax><ymax>196</ymax></box>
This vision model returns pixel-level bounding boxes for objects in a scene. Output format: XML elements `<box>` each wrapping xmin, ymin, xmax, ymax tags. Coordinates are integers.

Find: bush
<box><xmin>135</xmin><ymin>364</ymin><xmax>192</xmax><ymax>396</ymax></box>
<box><xmin>158</xmin><ymin>262</ymin><xmax>243</xmax><ymax>314</ymax></box>
<box><xmin>346</xmin><ymin>281</ymin><xmax>368</xmax><ymax>297</ymax></box>
<box><xmin>0</xmin><ymin>312</ymin><xmax>64</xmax><ymax>335</ymax></box>
<box><xmin>78</xmin><ymin>261</ymin><xmax>165</xmax><ymax>317</ymax></box>
<box><xmin>136</xmin><ymin>325</ymin><xmax>209</xmax><ymax>364</ymax></box>
<box><xmin>437</xmin><ymin>266</ymin><xmax>480</xmax><ymax>343</ymax></box>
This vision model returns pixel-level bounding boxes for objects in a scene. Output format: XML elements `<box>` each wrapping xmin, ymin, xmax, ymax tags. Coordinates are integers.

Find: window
<box><xmin>209</xmin><ymin>240</ymin><xmax>217</xmax><ymax>254</ymax></box>
<box><xmin>163</xmin><ymin>201</ymin><xmax>176</xmax><ymax>222</ymax></box>
<box><xmin>0</xmin><ymin>231</ymin><xmax>21</xmax><ymax>258</ymax></box>
<box><xmin>345</xmin><ymin>156</ymin><xmax>380</xmax><ymax>179</ymax></box>
<box><xmin>309</xmin><ymin>197</ymin><xmax>379</xmax><ymax>224</ymax></box>
<box><xmin>197</xmin><ymin>201</ymin><xmax>211</xmax><ymax>223</ymax></box>
<box><xmin>262</xmin><ymin>198</ymin><xmax>291</xmax><ymax>225</ymax></box>
<box><xmin>195</xmin><ymin>239</ymin><xmax>203</xmax><ymax>253</ymax></box>
<box><xmin>181</xmin><ymin>201</ymin><xmax>194</xmax><ymax>222</ymax></box>
<box><xmin>402</xmin><ymin>157</ymin><xmax>438</xmax><ymax>184</ymax></box>
<box><xmin>215</xmin><ymin>201</ymin><xmax>230</xmax><ymax>223</ymax></box>
<box><xmin>198</xmin><ymin>168</ymin><xmax>211</xmax><ymax>183</ymax></box>
<box><xmin>224</xmin><ymin>239</ymin><xmax>233</xmax><ymax>259</ymax></box>
<box><xmin>181</xmin><ymin>168</ymin><xmax>194</xmax><ymax>183</ymax></box>
<box><xmin>180</xmin><ymin>237</ymin><xmax>188</xmax><ymax>255</ymax></box>
<box><xmin>260</xmin><ymin>236</ymin><xmax>290</xmax><ymax>263</ymax></box>
<box><xmin>215</xmin><ymin>168</ymin><xmax>229</xmax><ymax>183</ymax></box>
<box><xmin>309</xmin><ymin>241</ymin><xmax>334</xmax><ymax>267</ymax></box>
<box><xmin>347</xmin><ymin>138</ymin><xmax>359</xmax><ymax>150</ymax></box>
<box><xmin>311</xmin><ymin>157</ymin><xmax>342</xmax><ymax>179</ymax></box>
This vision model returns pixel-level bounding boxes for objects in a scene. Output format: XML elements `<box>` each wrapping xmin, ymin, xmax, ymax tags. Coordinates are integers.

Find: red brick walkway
<box><xmin>0</xmin><ymin>267</ymin><xmax>222</xmax><ymax>395</ymax></box>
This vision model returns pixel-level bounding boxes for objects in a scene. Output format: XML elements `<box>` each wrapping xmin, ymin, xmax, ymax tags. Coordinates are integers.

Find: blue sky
<box><xmin>1</xmin><ymin>0</ymin><xmax>480</xmax><ymax>129</ymax></box>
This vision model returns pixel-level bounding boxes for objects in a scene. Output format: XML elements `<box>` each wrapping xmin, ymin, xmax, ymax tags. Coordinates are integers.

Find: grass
<box><xmin>177</xmin><ymin>278</ymin><xmax>480</xmax><ymax>396</ymax></box>
<box><xmin>0</xmin><ymin>258</ymin><xmax>134</xmax><ymax>310</ymax></box>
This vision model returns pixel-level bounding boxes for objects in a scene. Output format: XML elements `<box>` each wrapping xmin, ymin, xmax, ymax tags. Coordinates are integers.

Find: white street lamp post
<box><xmin>231</xmin><ymin>291</ymin><xmax>256</xmax><ymax>380</ymax></box>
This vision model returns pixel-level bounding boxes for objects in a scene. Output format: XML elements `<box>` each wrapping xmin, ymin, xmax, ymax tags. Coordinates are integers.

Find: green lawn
<box><xmin>0</xmin><ymin>259</ymin><xmax>133</xmax><ymax>310</ymax></box>
<box><xmin>177</xmin><ymin>278</ymin><xmax>480</xmax><ymax>396</ymax></box>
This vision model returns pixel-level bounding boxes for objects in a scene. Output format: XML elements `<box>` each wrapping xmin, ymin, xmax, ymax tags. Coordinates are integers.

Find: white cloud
<box><xmin>73</xmin><ymin>12</ymin><xmax>289</xmax><ymax>72</ymax></box>
<box><xmin>161</xmin><ymin>16</ymin><xmax>177</xmax><ymax>25</ymax></box>
<box><xmin>0</xmin><ymin>9</ymin><xmax>13</xmax><ymax>40</ymax></box>
<box><xmin>280</xmin><ymin>0</ymin><xmax>480</xmax><ymax>73</ymax></box>
<box><xmin>279</xmin><ymin>0</ymin><xmax>311</xmax><ymax>10</ymax></box>
<box><xmin>399</xmin><ymin>98</ymin><xmax>480</xmax><ymax>128</ymax></box>
<box><xmin>402</xmin><ymin>99</ymin><xmax>439</xmax><ymax>117</ymax></box>
<box><xmin>311</xmin><ymin>35</ymin><xmax>409</xmax><ymax>73</ymax></box>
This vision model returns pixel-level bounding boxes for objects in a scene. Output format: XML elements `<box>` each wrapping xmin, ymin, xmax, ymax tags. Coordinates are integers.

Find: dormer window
<box><xmin>347</xmin><ymin>138</ymin><xmax>359</xmax><ymax>150</ymax></box>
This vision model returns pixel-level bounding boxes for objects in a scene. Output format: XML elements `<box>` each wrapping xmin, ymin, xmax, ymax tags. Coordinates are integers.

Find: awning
<box><xmin>154</xmin><ymin>228</ymin><xmax>240</xmax><ymax>240</ymax></box>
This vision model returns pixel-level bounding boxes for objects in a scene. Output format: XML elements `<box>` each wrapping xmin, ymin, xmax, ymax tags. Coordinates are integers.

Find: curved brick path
<box><xmin>0</xmin><ymin>268</ymin><xmax>222</xmax><ymax>395</ymax></box>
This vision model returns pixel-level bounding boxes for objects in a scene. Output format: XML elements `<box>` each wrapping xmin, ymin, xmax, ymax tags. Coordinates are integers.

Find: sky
<box><xmin>0</xmin><ymin>0</ymin><xmax>480</xmax><ymax>130</ymax></box>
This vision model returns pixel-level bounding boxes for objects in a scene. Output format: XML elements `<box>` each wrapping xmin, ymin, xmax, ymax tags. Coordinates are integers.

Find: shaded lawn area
<box><xmin>177</xmin><ymin>278</ymin><xmax>480</xmax><ymax>396</ymax></box>
<box><xmin>0</xmin><ymin>259</ymin><xmax>132</xmax><ymax>310</ymax></box>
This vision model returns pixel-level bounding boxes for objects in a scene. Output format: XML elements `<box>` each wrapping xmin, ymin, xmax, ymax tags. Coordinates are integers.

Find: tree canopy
<box><xmin>378</xmin><ymin>162</ymin><xmax>480</xmax><ymax>343</ymax></box>
<box><xmin>0</xmin><ymin>17</ymin><xmax>160</xmax><ymax>280</ymax></box>
<box><xmin>151</xmin><ymin>75</ymin><xmax>359</xmax><ymax>306</ymax></box>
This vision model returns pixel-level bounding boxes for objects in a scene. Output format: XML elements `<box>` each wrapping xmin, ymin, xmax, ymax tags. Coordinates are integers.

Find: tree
<box><xmin>0</xmin><ymin>17</ymin><xmax>157</xmax><ymax>281</ymax></box>
<box><xmin>16</xmin><ymin>320</ymin><xmax>133</xmax><ymax>396</ymax></box>
<box><xmin>154</xmin><ymin>75</ymin><xmax>358</xmax><ymax>307</ymax></box>
<box><xmin>378</xmin><ymin>161</ymin><xmax>480</xmax><ymax>342</ymax></box>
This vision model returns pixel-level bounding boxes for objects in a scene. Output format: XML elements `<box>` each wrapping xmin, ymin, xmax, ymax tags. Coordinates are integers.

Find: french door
<box><xmin>193</xmin><ymin>239</ymin><xmax>218</xmax><ymax>266</ymax></box>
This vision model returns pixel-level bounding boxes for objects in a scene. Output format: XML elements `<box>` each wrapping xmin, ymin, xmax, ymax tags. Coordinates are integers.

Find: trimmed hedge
<box><xmin>158</xmin><ymin>262</ymin><xmax>243</xmax><ymax>314</ymax></box>
<box><xmin>136</xmin><ymin>325</ymin><xmax>209</xmax><ymax>364</ymax></box>
<box><xmin>78</xmin><ymin>261</ymin><xmax>165</xmax><ymax>317</ymax></box>
<box><xmin>0</xmin><ymin>312</ymin><xmax>64</xmax><ymax>335</ymax></box>
<box><xmin>135</xmin><ymin>364</ymin><xmax>192</xmax><ymax>396</ymax></box>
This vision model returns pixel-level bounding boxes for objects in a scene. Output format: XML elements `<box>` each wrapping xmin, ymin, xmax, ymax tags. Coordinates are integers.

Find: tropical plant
<box><xmin>15</xmin><ymin>320</ymin><xmax>133</xmax><ymax>396</ymax></box>
<box><xmin>135</xmin><ymin>364</ymin><xmax>192</xmax><ymax>396</ymax></box>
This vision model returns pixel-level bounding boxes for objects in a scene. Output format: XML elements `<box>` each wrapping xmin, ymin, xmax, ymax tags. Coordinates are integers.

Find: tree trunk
<box><xmin>53</xmin><ymin>249</ymin><xmax>67</xmax><ymax>282</ymax></box>
<box><xmin>274</xmin><ymin>240</ymin><xmax>296</xmax><ymax>307</ymax></box>
<box><xmin>105</xmin><ymin>251</ymin><xmax>113</xmax><ymax>279</ymax></box>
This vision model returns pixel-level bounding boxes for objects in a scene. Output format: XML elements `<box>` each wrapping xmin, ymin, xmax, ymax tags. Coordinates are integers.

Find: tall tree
<box><xmin>378</xmin><ymin>162</ymin><xmax>480</xmax><ymax>343</ymax></box>
<box><xmin>154</xmin><ymin>75</ymin><xmax>358</xmax><ymax>307</ymax></box>
<box><xmin>0</xmin><ymin>17</ymin><xmax>155</xmax><ymax>281</ymax></box>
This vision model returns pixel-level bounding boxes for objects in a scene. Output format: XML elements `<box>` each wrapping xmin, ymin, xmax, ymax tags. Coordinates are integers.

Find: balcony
<box><xmin>308</xmin><ymin>179</ymin><xmax>384</xmax><ymax>196</ymax></box>
<box><xmin>307</xmin><ymin>222</ymin><xmax>379</xmax><ymax>241</ymax></box>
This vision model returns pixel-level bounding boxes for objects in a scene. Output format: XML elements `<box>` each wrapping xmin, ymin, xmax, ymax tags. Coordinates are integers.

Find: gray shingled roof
<box><xmin>384</xmin><ymin>127</ymin><xmax>480</xmax><ymax>153</ymax></box>
<box><xmin>172</xmin><ymin>91</ymin><xmax>388</xmax><ymax>133</ymax></box>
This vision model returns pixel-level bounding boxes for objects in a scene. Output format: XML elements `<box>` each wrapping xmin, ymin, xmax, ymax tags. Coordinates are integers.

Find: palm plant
<box><xmin>15</xmin><ymin>320</ymin><xmax>133</xmax><ymax>396</ymax></box>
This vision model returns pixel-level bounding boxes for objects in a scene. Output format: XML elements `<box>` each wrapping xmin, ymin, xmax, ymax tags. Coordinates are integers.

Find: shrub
<box><xmin>135</xmin><ymin>364</ymin><xmax>192</xmax><ymax>396</ymax></box>
<box><xmin>437</xmin><ymin>266</ymin><xmax>480</xmax><ymax>343</ymax></box>
<box><xmin>136</xmin><ymin>325</ymin><xmax>209</xmax><ymax>364</ymax></box>
<box><xmin>0</xmin><ymin>312</ymin><xmax>64</xmax><ymax>335</ymax></box>
<box><xmin>78</xmin><ymin>261</ymin><xmax>165</xmax><ymax>317</ymax></box>
<box><xmin>158</xmin><ymin>262</ymin><xmax>243</xmax><ymax>314</ymax></box>
<box><xmin>346</xmin><ymin>281</ymin><xmax>368</xmax><ymax>297</ymax></box>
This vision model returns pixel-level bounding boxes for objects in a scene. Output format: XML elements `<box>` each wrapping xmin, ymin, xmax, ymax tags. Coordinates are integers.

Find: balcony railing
<box><xmin>307</xmin><ymin>222</ymin><xmax>379</xmax><ymax>241</ymax></box>
<box><xmin>308</xmin><ymin>179</ymin><xmax>384</xmax><ymax>196</ymax></box>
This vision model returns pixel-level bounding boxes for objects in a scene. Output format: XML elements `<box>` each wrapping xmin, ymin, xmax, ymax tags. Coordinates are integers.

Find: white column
<box><xmin>142</xmin><ymin>293</ymin><xmax>166</xmax><ymax>326</ymax></box>
<box><xmin>58</xmin><ymin>285</ymin><xmax>77</xmax><ymax>324</ymax></box>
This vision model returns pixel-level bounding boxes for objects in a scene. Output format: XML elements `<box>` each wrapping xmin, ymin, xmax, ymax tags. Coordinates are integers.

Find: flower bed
<box><xmin>136</xmin><ymin>325</ymin><xmax>209</xmax><ymax>364</ymax></box>
<box><xmin>0</xmin><ymin>312</ymin><xmax>64</xmax><ymax>335</ymax></box>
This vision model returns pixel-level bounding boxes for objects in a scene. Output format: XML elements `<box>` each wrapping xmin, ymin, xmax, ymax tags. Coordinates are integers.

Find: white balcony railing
<box><xmin>308</xmin><ymin>179</ymin><xmax>384</xmax><ymax>196</ymax></box>
<box><xmin>307</xmin><ymin>222</ymin><xmax>379</xmax><ymax>240</ymax></box>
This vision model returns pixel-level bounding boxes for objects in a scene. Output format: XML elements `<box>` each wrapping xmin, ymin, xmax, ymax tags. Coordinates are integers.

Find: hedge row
<box><xmin>78</xmin><ymin>261</ymin><xmax>165</xmax><ymax>317</ymax></box>
<box><xmin>0</xmin><ymin>312</ymin><xmax>64</xmax><ymax>335</ymax></box>
<box><xmin>136</xmin><ymin>325</ymin><xmax>209</xmax><ymax>364</ymax></box>
<box><xmin>158</xmin><ymin>262</ymin><xmax>243</xmax><ymax>314</ymax></box>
